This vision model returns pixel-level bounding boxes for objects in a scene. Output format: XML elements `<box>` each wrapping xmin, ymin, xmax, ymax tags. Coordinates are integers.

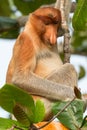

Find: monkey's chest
<box><xmin>34</xmin><ymin>54</ymin><xmax>63</xmax><ymax>78</ymax></box>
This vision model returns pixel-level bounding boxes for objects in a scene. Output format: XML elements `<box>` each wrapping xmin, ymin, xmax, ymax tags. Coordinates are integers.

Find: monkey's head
<box><xmin>29</xmin><ymin>7</ymin><xmax>62</xmax><ymax>45</ymax></box>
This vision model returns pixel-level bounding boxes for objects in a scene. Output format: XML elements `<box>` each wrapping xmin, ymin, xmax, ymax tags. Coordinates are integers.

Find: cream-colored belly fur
<box><xmin>34</xmin><ymin>52</ymin><xmax>63</xmax><ymax>120</ymax></box>
<box><xmin>35</xmin><ymin>53</ymin><xmax>63</xmax><ymax>78</ymax></box>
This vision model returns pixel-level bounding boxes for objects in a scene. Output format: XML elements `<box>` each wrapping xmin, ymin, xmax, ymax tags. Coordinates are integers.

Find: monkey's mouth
<box><xmin>45</xmin><ymin>40</ymin><xmax>56</xmax><ymax>47</ymax></box>
<box><xmin>41</xmin><ymin>37</ymin><xmax>56</xmax><ymax>47</ymax></box>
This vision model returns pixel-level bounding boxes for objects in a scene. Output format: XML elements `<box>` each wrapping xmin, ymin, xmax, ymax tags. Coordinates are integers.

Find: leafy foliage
<box><xmin>78</xmin><ymin>65</ymin><xmax>86</xmax><ymax>80</ymax></box>
<box><xmin>0</xmin><ymin>0</ymin><xmax>56</xmax><ymax>16</ymax></box>
<box><xmin>52</xmin><ymin>100</ymin><xmax>85</xmax><ymax>130</ymax></box>
<box><xmin>33</xmin><ymin>100</ymin><xmax>45</xmax><ymax>123</ymax></box>
<box><xmin>72</xmin><ymin>0</ymin><xmax>87</xmax><ymax>54</ymax></box>
<box><xmin>72</xmin><ymin>0</ymin><xmax>87</xmax><ymax>31</ymax></box>
<box><xmin>74</xmin><ymin>87</ymin><xmax>82</xmax><ymax>99</ymax></box>
<box><xmin>81</xmin><ymin>115</ymin><xmax>87</xmax><ymax>128</ymax></box>
<box><xmin>0</xmin><ymin>17</ymin><xmax>20</xmax><ymax>38</ymax></box>
<box><xmin>13</xmin><ymin>103</ymin><xmax>31</xmax><ymax>127</ymax></box>
<box><xmin>0</xmin><ymin>84</ymin><xmax>87</xmax><ymax>130</ymax></box>
<box><xmin>0</xmin><ymin>84</ymin><xmax>45</xmax><ymax>128</ymax></box>
<box><xmin>13</xmin><ymin>0</ymin><xmax>56</xmax><ymax>15</ymax></box>
<box><xmin>71</xmin><ymin>30</ymin><xmax>87</xmax><ymax>54</ymax></box>
<box><xmin>0</xmin><ymin>117</ymin><xmax>27</xmax><ymax>130</ymax></box>
<box><xmin>0</xmin><ymin>0</ymin><xmax>11</xmax><ymax>16</ymax></box>
<box><xmin>0</xmin><ymin>84</ymin><xmax>35</xmax><ymax>114</ymax></box>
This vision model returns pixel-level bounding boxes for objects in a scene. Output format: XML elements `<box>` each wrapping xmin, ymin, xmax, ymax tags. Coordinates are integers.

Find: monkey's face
<box><xmin>42</xmin><ymin>21</ymin><xmax>60</xmax><ymax>45</ymax></box>
<box><xmin>30</xmin><ymin>7</ymin><xmax>61</xmax><ymax>45</ymax></box>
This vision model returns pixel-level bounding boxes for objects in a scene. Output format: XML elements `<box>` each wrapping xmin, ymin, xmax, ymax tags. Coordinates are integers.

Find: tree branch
<box><xmin>55</xmin><ymin>0</ymin><xmax>71</xmax><ymax>63</ymax></box>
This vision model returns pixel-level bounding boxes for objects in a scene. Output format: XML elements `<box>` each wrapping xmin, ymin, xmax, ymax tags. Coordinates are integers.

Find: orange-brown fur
<box><xmin>6</xmin><ymin>7</ymin><xmax>77</xmax><ymax>120</ymax></box>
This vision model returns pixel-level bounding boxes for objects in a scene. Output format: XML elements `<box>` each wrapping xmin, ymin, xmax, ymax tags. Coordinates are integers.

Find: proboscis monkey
<box><xmin>6</xmin><ymin>7</ymin><xmax>78</xmax><ymax>120</ymax></box>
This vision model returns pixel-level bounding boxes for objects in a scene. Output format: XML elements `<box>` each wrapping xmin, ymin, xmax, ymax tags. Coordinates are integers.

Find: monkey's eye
<box><xmin>54</xmin><ymin>21</ymin><xmax>59</xmax><ymax>24</ymax></box>
<box><xmin>44</xmin><ymin>22</ymin><xmax>50</xmax><ymax>25</ymax></box>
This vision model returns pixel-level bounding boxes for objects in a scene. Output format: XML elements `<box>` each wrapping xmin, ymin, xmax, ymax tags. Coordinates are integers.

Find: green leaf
<box><xmin>0</xmin><ymin>117</ymin><xmax>27</xmax><ymax>130</ymax></box>
<box><xmin>0</xmin><ymin>17</ymin><xmax>19</xmax><ymax>39</ymax></box>
<box><xmin>0</xmin><ymin>84</ymin><xmax>45</xmax><ymax>124</ymax></box>
<box><xmin>52</xmin><ymin>99</ymin><xmax>84</xmax><ymax>130</ymax></box>
<box><xmin>78</xmin><ymin>65</ymin><xmax>86</xmax><ymax>80</ymax></box>
<box><xmin>0</xmin><ymin>84</ymin><xmax>35</xmax><ymax>118</ymax></box>
<box><xmin>0</xmin><ymin>0</ymin><xmax>11</xmax><ymax>16</ymax></box>
<box><xmin>72</xmin><ymin>0</ymin><xmax>87</xmax><ymax>31</ymax></box>
<box><xmin>81</xmin><ymin>115</ymin><xmax>87</xmax><ymax>128</ymax></box>
<box><xmin>71</xmin><ymin>31</ymin><xmax>87</xmax><ymax>54</ymax></box>
<box><xmin>34</xmin><ymin>100</ymin><xmax>45</xmax><ymax>123</ymax></box>
<box><xmin>13</xmin><ymin>0</ymin><xmax>56</xmax><ymax>15</ymax></box>
<box><xmin>13</xmin><ymin>103</ymin><xmax>30</xmax><ymax>127</ymax></box>
<box><xmin>74</xmin><ymin>87</ymin><xmax>82</xmax><ymax>99</ymax></box>
<box><xmin>0</xmin><ymin>29</ymin><xmax>19</xmax><ymax>39</ymax></box>
<box><xmin>0</xmin><ymin>17</ymin><xmax>19</xmax><ymax>31</ymax></box>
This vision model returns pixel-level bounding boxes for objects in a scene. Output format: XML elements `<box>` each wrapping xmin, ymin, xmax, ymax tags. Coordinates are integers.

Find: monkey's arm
<box><xmin>12</xmin><ymin>71</ymin><xmax>75</xmax><ymax>101</ymax></box>
<box><xmin>7</xmin><ymin>31</ymin><xmax>75</xmax><ymax>101</ymax></box>
<box><xmin>47</xmin><ymin>63</ymin><xmax>78</xmax><ymax>88</ymax></box>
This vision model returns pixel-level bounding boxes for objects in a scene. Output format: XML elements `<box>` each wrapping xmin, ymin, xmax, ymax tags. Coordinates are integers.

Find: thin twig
<box><xmin>30</xmin><ymin>124</ymin><xmax>39</xmax><ymax>130</ymax></box>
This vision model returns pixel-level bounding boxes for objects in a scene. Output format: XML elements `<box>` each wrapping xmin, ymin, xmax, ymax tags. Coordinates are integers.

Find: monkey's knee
<box><xmin>62</xmin><ymin>63</ymin><xmax>78</xmax><ymax>87</ymax></box>
<box><xmin>63</xmin><ymin>63</ymin><xmax>76</xmax><ymax>72</ymax></box>
<box><xmin>63</xmin><ymin>63</ymin><xmax>78</xmax><ymax>79</ymax></box>
<box><xmin>47</xmin><ymin>63</ymin><xmax>78</xmax><ymax>88</ymax></box>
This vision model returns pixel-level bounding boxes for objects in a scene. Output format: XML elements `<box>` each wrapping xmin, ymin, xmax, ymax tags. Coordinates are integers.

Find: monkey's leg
<box><xmin>47</xmin><ymin>63</ymin><xmax>78</xmax><ymax>88</ymax></box>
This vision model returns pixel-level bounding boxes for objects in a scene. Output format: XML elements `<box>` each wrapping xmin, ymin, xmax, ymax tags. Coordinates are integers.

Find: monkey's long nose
<box><xmin>50</xmin><ymin>33</ymin><xmax>57</xmax><ymax>45</ymax></box>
